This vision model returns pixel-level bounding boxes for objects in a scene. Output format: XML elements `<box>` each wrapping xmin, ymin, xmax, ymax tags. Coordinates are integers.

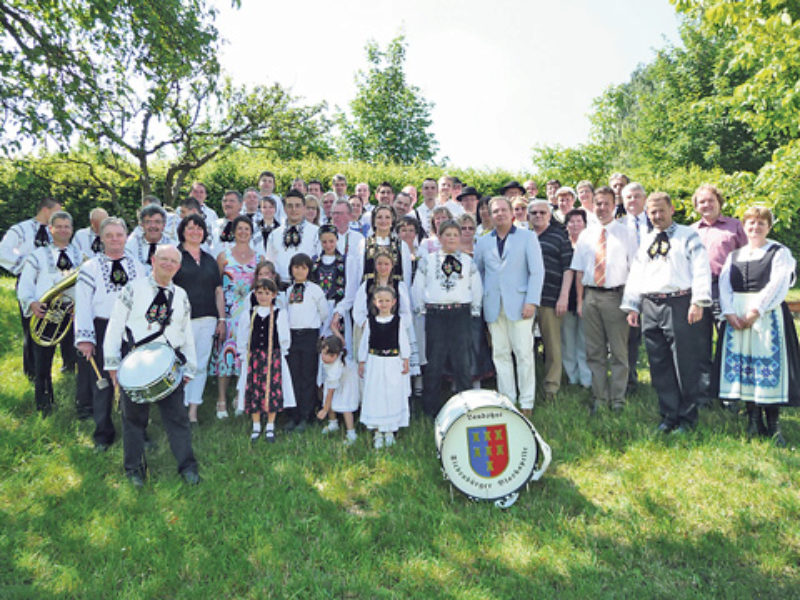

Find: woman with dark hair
<box><xmin>211</xmin><ymin>215</ymin><xmax>258</xmax><ymax>418</ymax></box>
<box><xmin>174</xmin><ymin>214</ymin><xmax>226</xmax><ymax>423</ymax></box>
<box><xmin>362</xmin><ymin>205</ymin><xmax>412</xmax><ymax>287</ymax></box>
<box><xmin>259</xmin><ymin>195</ymin><xmax>281</xmax><ymax>254</ymax></box>
<box><xmin>476</xmin><ymin>196</ymin><xmax>494</xmax><ymax>237</ymax></box>
<box><xmin>560</xmin><ymin>208</ymin><xmax>591</xmax><ymax>388</ymax></box>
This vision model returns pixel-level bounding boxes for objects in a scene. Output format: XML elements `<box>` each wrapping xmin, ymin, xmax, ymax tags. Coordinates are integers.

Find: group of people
<box><xmin>1</xmin><ymin>170</ymin><xmax>797</xmax><ymax>488</ymax></box>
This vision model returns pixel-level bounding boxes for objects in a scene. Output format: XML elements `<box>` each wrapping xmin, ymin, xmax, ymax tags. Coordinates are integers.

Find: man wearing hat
<box><xmin>457</xmin><ymin>186</ymin><xmax>480</xmax><ymax>216</ymax></box>
<box><xmin>500</xmin><ymin>181</ymin><xmax>526</xmax><ymax>198</ymax></box>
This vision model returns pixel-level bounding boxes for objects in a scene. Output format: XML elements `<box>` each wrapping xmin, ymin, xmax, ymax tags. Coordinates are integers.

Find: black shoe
<box><xmin>76</xmin><ymin>410</ymin><xmax>92</xmax><ymax>421</ymax></box>
<box><xmin>181</xmin><ymin>471</ymin><xmax>200</xmax><ymax>485</ymax></box>
<box><xmin>772</xmin><ymin>432</ymin><xmax>787</xmax><ymax>448</ymax></box>
<box><xmin>294</xmin><ymin>421</ymin><xmax>307</xmax><ymax>434</ymax></box>
<box><xmin>127</xmin><ymin>473</ymin><xmax>145</xmax><ymax>488</ymax></box>
<box><xmin>283</xmin><ymin>420</ymin><xmax>297</xmax><ymax>432</ymax></box>
<box><xmin>655</xmin><ymin>422</ymin><xmax>673</xmax><ymax>434</ymax></box>
<box><xmin>264</xmin><ymin>429</ymin><xmax>276</xmax><ymax>443</ymax></box>
<box><xmin>94</xmin><ymin>442</ymin><xmax>110</xmax><ymax>453</ymax></box>
<box><xmin>671</xmin><ymin>425</ymin><xmax>691</xmax><ymax>435</ymax></box>
<box><xmin>626</xmin><ymin>382</ymin><xmax>638</xmax><ymax>396</ymax></box>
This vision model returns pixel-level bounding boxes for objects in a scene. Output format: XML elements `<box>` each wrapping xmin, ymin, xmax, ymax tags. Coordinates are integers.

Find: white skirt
<box><xmin>360</xmin><ymin>355</ymin><xmax>410</xmax><ymax>432</ymax></box>
<box><xmin>328</xmin><ymin>359</ymin><xmax>360</xmax><ymax>413</ymax></box>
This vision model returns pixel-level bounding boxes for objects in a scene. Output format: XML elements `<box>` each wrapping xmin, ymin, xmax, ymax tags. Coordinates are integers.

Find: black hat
<box><xmin>500</xmin><ymin>181</ymin><xmax>525</xmax><ymax>194</ymax></box>
<box><xmin>457</xmin><ymin>186</ymin><xmax>480</xmax><ymax>201</ymax></box>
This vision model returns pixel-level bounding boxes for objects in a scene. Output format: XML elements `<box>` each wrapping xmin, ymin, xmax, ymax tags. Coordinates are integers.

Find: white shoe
<box><xmin>321</xmin><ymin>421</ymin><xmax>339</xmax><ymax>435</ymax></box>
<box><xmin>384</xmin><ymin>432</ymin><xmax>395</xmax><ymax>447</ymax></box>
<box><xmin>234</xmin><ymin>408</ymin><xmax>244</xmax><ymax>417</ymax></box>
<box><xmin>344</xmin><ymin>432</ymin><xmax>357</xmax><ymax>446</ymax></box>
<box><xmin>373</xmin><ymin>432</ymin><xmax>384</xmax><ymax>449</ymax></box>
<box><xmin>216</xmin><ymin>409</ymin><xmax>229</xmax><ymax>420</ymax></box>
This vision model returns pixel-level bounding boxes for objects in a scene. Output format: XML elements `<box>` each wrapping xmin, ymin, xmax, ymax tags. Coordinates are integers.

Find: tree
<box><xmin>0</xmin><ymin>0</ymin><xmax>331</xmax><ymax>204</ymax></box>
<box><xmin>338</xmin><ymin>35</ymin><xmax>439</xmax><ymax>165</ymax></box>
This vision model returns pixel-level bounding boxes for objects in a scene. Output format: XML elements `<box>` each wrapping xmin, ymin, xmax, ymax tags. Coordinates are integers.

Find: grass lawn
<box><xmin>1</xmin><ymin>277</ymin><xmax>798</xmax><ymax>599</ymax></box>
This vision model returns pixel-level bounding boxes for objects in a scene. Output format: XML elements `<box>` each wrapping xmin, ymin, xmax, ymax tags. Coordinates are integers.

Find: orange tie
<box><xmin>594</xmin><ymin>228</ymin><xmax>607</xmax><ymax>287</ymax></box>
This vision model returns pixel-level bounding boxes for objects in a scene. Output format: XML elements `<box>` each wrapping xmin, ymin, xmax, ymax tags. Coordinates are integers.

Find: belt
<box><xmin>369</xmin><ymin>348</ymin><xmax>400</xmax><ymax>356</ymax></box>
<box><xmin>585</xmin><ymin>285</ymin><xmax>623</xmax><ymax>293</ymax></box>
<box><xmin>643</xmin><ymin>289</ymin><xmax>690</xmax><ymax>301</ymax></box>
<box><xmin>425</xmin><ymin>303</ymin><xmax>470</xmax><ymax>311</ymax></box>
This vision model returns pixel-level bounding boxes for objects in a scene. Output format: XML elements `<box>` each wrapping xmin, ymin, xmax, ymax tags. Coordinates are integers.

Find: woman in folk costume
<box><xmin>718</xmin><ymin>205</ymin><xmax>799</xmax><ymax>446</ymax></box>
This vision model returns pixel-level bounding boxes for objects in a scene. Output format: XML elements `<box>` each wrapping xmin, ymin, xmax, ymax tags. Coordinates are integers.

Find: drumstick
<box><xmin>88</xmin><ymin>355</ymin><xmax>110</xmax><ymax>390</ymax></box>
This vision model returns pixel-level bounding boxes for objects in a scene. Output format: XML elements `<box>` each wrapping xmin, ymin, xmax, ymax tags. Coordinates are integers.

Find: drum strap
<box><xmin>124</xmin><ymin>291</ymin><xmax>184</xmax><ymax>364</ymax></box>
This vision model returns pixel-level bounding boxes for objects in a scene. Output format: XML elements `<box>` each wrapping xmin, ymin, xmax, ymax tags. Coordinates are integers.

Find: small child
<box><xmin>236</xmin><ymin>278</ymin><xmax>294</xmax><ymax>443</ymax></box>
<box><xmin>285</xmin><ymin>253</ymin><xmax>329</xmax><ymax>432</ymax></box>
<box><xmin>358</xmin><ymin>285</ymin><xmax>411</xmax><ymax>449</ymax></box>
<box><xmin>317</xmin><ymin>335</ymin><xmax>359</xmax><ymax>445</ymax></box>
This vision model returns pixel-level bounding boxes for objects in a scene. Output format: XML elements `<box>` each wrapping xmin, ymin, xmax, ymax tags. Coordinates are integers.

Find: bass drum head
<box><xmin>118</xmin><ymin>342</ymin><xmax>181</xmax><ymax>403</ymax></box>
<box><xmin>435</xmin><ymin>390</ymin><xmax>539</xmax><ymax>502</ymax></box>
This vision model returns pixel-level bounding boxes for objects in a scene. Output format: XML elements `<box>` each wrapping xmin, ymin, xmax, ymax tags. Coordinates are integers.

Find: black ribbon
<box><xmin>220</xmin><ymin>221</ymin><xmax>235</xmax><ymax>243</ymax></box>
<box><xmin>289</xmin><ymin>282</ymin><xmax>305</xmax><ymax>304</ymax></box>
<box><xmin>91</xmin><ymin>235</ymin><xmax>103</xmax><ymax>254</ymax></box>
<box><xmin>441</xmin><ymin>254</ymin><xmax>462</xmax><ymax>278</ymax></box>
<box><xmin>284</xmin><ymin>225</ymin><xmax>301</xmax><ymax>249</ymax></box>
<box><xmin>647</xmin><ymin>231</ymin><xmax>671</xmax><ymax>260</ymax></box>
<box><xmin>147</xmin><ymin>242</ymin><xmax>157</xmax><ymax>263</ymax></box>
<box><xmin>56</xmin><ymin>249</ymin><xmax>73</xmax><ymax>271</ymax></box>
<box><xmin>145</xmin><ymin>287</ymin><xmax>171</xmax><ymax>326</ymax></box>
<box><xmin>34</xmin><ymin>223</ymin><xmax>49</xmax><ymax>247</ymax></box>
<box><xmin>110</xmin><ymin>258</ymin><xmax>129</xmax><ymax>287</ymax></box>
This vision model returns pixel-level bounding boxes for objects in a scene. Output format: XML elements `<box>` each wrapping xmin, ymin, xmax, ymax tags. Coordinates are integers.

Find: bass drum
<box><xmin>435</xmin><ymin>390</ymin><xmax>551</xmax><ymax>507</ymax></box>
<box><xmin>118</xmin><ymin>342</ymin><xmax>182</xmax><ymax>404</ymax></box>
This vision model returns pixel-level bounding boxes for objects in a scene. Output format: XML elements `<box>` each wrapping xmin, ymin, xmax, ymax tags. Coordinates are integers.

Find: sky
<box><xmin>212</xmin><ymin>0</ymin><xmax>682</xmax><ymax>173</ymax></box>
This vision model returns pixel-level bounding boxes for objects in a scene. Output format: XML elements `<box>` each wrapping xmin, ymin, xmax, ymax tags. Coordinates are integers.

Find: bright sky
<box><xmin>213</xmin><ymin>0</ymin><xmax>681</xmax><ymax>172</ymax></box>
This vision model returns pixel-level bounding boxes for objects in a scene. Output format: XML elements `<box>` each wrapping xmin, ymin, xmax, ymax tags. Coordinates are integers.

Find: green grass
<box><xmin>1</xmin><ymin>277</ymin><xmax>799</xmax><ymax>599</ymax></box>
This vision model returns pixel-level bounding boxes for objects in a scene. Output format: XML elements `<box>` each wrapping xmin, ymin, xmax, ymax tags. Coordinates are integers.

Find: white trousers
<box><xmin>488</xmin><ymin>309</ymin><xmax>536</xmax><ymax>409</ymax></box>
<box><xmin>184</xmin><ymin>317</ymin><xmax>216</xmax><ymax>406</ymax></box>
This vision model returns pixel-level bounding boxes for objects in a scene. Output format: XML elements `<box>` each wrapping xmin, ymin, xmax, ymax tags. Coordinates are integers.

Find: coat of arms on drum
<box><xmin>467</xmin><ymin>424</ymin><xmax>509</xmax><ymax>478</ymax></box>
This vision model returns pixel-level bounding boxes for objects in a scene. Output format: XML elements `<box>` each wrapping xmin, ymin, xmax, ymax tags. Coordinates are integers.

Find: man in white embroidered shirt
<box><xmin>104</xmin><ymin>245</ymin><xmax>199</xmax><ymax>487</ymax></box>
<box><xmin>621</xmin><ymin>192</ymin><xmax>713</xmax><ymax>434</ymax></box>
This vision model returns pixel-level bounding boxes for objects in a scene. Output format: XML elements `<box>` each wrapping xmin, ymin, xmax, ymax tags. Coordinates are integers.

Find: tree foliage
<box><xmin>0</xmin><ymin>0</ymin><xmax>332</xmax><ymax>204</ymax></box>
<box><xmin>338</xmin><ymin>36</ymin><xmax>439</xmax><ymax>165</ymax></box>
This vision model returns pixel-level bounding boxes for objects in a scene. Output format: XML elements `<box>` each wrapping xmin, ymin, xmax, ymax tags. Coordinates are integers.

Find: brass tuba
<box><xmin>30</xmin><ymin>269</ymin><xmax>79</xmax><ymax>346</ymax></box>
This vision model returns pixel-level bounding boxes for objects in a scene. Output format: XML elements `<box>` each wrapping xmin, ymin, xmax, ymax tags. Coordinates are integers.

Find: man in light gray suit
<box><xmin>475</xmin><ymin>196</ymin><xmax>545</xmax><ymax>415</ymax></box>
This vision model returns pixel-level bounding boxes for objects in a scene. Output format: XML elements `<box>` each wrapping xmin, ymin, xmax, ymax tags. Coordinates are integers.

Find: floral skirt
<box><xmin>245</xmin><ymin>347</ymin><xmax>284</xmax><ymax>414</ymax></box>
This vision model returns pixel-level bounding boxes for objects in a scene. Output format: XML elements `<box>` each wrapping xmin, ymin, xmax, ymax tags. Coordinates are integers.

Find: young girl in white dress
<box><xmin>317</xmin><ymin>334</ymin><xmax>359</xmax><ymax>445</ymax></box>
<box><xmin>358</xmin><ymin>286</ymin><xmax>411</xmax><ymax>449</ymax></box>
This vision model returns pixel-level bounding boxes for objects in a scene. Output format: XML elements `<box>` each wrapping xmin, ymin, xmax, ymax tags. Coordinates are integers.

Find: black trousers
<box><xmin>642</xmin><ymin>294</ymin><xmax>712</xmax><ymax>428</ymax></box>
<box><xmin>15</xmin><ymin>282</ymin><xmax>35</xmax><ymax>380</ymax></box>
<box><xmin>287</xmin><ymin>328</ymin><xmax>319</xmax><ymax>424</ymax></box>
<box><xmin>422</xmin><ymin>306</ymin><xmax>472</xmax><ymax>417</ymax></box>
<box><xmin>32</xmin><ymin>342</ymin><xmax>55</xmax><ymax>413</ymax></box>
<box><xmin>75</xmin><ymin>352</ymin><xmax>95</xmax><ymax>417</ymax></box>
<box><xmin>628</xmin><ymin>323</ymin><xmax>641</xmax><ymax>387</ymax></box>
<box><xmin>91</xmin><ymin>318</ymin><xmax>116</xmax><ymax>445</ymax></box>
<box><xmin>121</xmin><ymin>383</ymin><xmax>197</xmax><ymax>478</ymax></box>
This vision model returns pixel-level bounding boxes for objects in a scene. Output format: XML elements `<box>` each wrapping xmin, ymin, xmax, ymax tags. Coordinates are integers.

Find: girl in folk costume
<box><xmin>311</xmin><ymin>225</ymin><xmax>357</xmax><ymax>345</ymax></box>
<box><xmin>358</xmin><ymin>286</ymin><xmax>411</xmax><ymax>449</ymax></box>
<box><xmin>717</xmin><ymin>206</ymin><xmax>800</xmax><ymax>447</ymax></box>
<box><xmin>317</xmin><ymin>335</ymin><xmax>359</xmax><ymax>444</ymax></box>
<box><xmin>236</xmin><ymin>278</ymin><xmax>294</xmax><ymax>443</ymax></box>
<box><xmin>353</xmin><ymin>250</ymin><xmax>419</xmax><ymax>377</ymax></box>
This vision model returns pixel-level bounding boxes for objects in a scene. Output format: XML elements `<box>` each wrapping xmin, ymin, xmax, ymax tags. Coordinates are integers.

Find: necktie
<box><xmin>91</xmin><ymin>235</ymin><xmax>103</xmax><ymax>254</ymax></box>
<box><xmin>147</xmin><ymin>242</ymin><xmax>157</xmax><ymax>263</ymax></box>
<box><xmin>220</xmin><ymin>221</ymin><xmax>234</xmax><ymax>243</ymax></box>
<box><xmin>647</xmin><ymin>231</ymin><xmax>671</xmax><ymax>260</ymax></box>
<box><xmin>284</xmin><ymin>225</ymin><xmax>300</xmax><ymax>249</ymax></box>
<box><xmin>110</xmin><ymin>258</ymin><xmax>129</xmax><ymax>287</ymax></box>
<box><xmin>145</xmin><ymin>287</ymin><xmax>170</xmax><ymax>326</ymax></box>
<box><xmin>34</xmin><ymin>223</ymin><xmax>49</xmax><ymax>247</ymax></box>
<box><xmin>594</xmin><ymin>228</ymin><xmax>607</xmax><ymax>287</ymax></box>
<box><xmin>289</xmin><ymin>282</ymin><xmax>305</xmax><ymax>304</ymax></box>
<box><xmin>441</xmin><ymin>254</ymin><xmax>463</xmax><ymax>277</ymax></box>
<box><xmin>635</xmin><ymin>216</ymin><xmax>641</xmax><ymax>246</ymax></box>
<box><xmin>56</xmin><ymin>249</ymin><xmax>73</xmax><ymax>271</ymax></box>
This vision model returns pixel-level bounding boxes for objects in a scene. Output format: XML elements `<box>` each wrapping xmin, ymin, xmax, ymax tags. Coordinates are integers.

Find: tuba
<box><xmin>30</xmin><ymin>269</ymin><xmax>79</xmax><ymax>346</ymax></box>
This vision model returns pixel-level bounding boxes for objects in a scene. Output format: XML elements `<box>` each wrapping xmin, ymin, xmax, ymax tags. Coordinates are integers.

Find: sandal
<box><xmin>216</xmin><ymin>402</ymin><xmax>229</xmax><ymax>420</ymax></box>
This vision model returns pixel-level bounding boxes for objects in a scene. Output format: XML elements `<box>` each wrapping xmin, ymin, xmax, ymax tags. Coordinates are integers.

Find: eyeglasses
<box><xmin>528</xmin><ymin>211</ymin><xmax>548</xmax><ymax>215</ymax></box>
<box><xmin>461</xmin><ymin>226</ymin><xmax>475</xmax><ymax>231</ymax></box>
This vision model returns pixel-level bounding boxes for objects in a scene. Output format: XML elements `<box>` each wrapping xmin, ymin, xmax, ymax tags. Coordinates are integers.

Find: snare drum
<box><xmin>435</xmin><ymin>390</ymin><xmax>551</xmax><ymax>505</ymax></box>
<box><xmin>118</xmin><ymin>342</ymin><xmax>182</xmax><ymax>404</ymax></box>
